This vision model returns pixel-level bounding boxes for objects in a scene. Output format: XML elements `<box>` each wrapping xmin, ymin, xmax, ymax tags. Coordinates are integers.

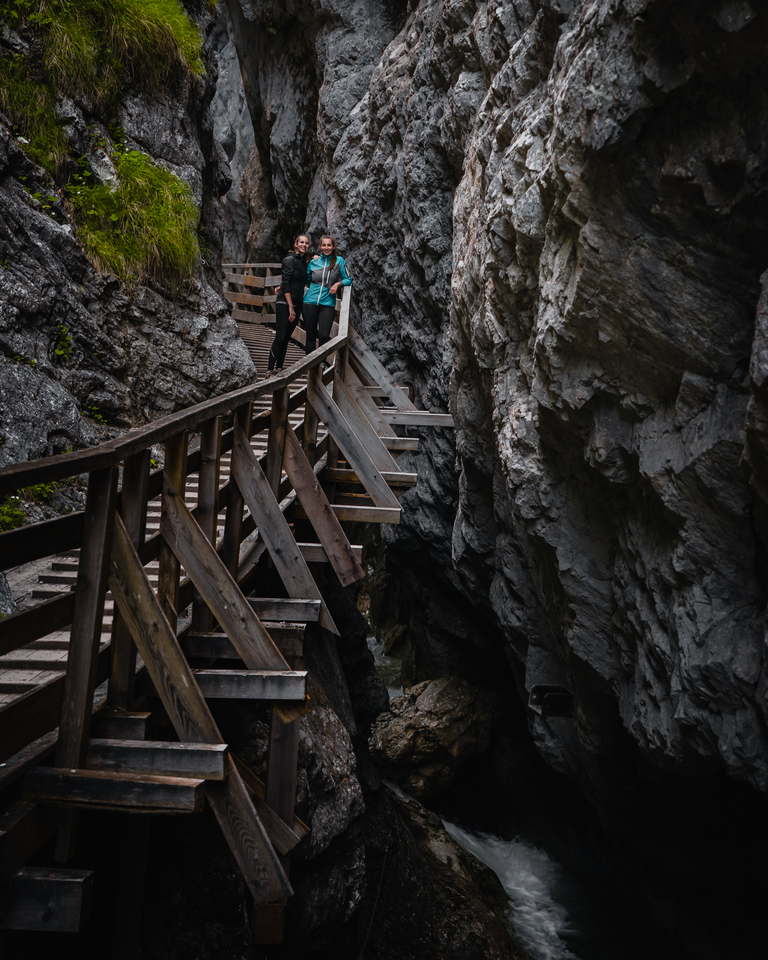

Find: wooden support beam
<box><xmin>302</xmin><ymin>373</ymin><xmax>321</xmax><ymax>465</ymax></box>
<box><xmin>381</xmin><ymin>411</ymin><xmax>454</xmax><ymax>427</ymax></box>
<box><xmin>108</xmin><ymin>515</ymin><xmax>291</xmax><ymax>902</ymax></box>
<box><xmin>306</xmin><ymin>373</ymin><xmax>401</xmax><ymax>509</ymax></box>
<box><xmin>343</xmin><ymin>362</ymin><xmax>396</xmax><ymax>438</ymax></box>
<box><xmin>110</xmin><ymin>448</ymin><xmax>150</xmax><ymax>711</ymax></box>
<box><xmin>282</xmin><ymin>428</ymin><xmax>364</xmax><ymax>588</ymax></box>
<box><xmin>265</xmin><ymin>386</ymin><xmax>289</xmax><ymax>497</ymax></box>
<box><xmin>25</xmin><ymin>767</ymin><xmax>205</xmax><ymax>814</ymax></box>
<box><xmin>160</xmin><ymin>475</ymin><xmax>289</xmax><ymax>672</ymax></box>
<box><xmin>221</xmin><ymin>401</ymin><xmax>252</xmax><ymax>579</ymax></box>
<box><xmin>191</xmin><ymin>416</ymin><xmax>222</xmax><ymax>634</ymax></box>
<box><xmin>191</xmin><ymin>670</ymin><xmax>306</xmax><ymax>701</ymax></box>
<box><xmin>2</xmin><ymin>867</ymin><xmax>93</xmax><ymax>932</ymax></box>
<box><xmin>230</xmin><ymin>426</ymin><xmax>337</xmax><ymax>634</ymax></box>
<box><xmin>87</xmin><ymin>739</ymin><xmax>228</xmax><ymax>780</ymax></box>
<box><xmin>348</xmin><ymin>326</ymin><xmax>418</xmax><ymax>410</ymax></box>
<box><xmin>55</xmin><ymin>464</ymin><xmax>118</xmax><ymax>862</ymax></box>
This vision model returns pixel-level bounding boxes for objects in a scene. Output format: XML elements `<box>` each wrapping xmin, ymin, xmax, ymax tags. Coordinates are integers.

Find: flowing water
<box><xmin>367</xmin><ymin>634</ymin><xmax>403</xmax><ymax>698</ymax></box>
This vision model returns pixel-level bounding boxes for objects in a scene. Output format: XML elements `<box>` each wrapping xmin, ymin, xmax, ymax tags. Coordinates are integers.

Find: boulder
<box><xmin>369</xmin><ymin>676</ymin><xmax>493</xmax><ymax>799</ymax></box>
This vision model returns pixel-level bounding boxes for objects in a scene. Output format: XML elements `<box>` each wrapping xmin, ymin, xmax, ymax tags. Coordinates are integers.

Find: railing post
<box><xmin>109</xmin><ymin>449</ymin><xmax>150</xmax><ymax>710</ymax></box>
<box><xmin>303</xmin><ymin>369</ymin><xmax>321</xmax><ymax>466</ymax></box>
<box><xmin>221</xmin><ymin>401</ymin><xmax>252</xmax><ymax>579</ymax></box>
<box><xmin>191</xmin><ymin>417</ymin><xmax>222</xmax><ymax>633</ymax></box>
<box><xmin>159</xmin><ymin>432</ymin><xmax>188</xmax><ymax>632</ymax></box>
<box><xmin>265</xmin><ymin>386</ymin><xmax>289</xmax><ymax>497</ymax></box>
<box><xmin>54</xmin><ymin>464</ymin><xmax>119</xmax><ymax>861</ymax></box>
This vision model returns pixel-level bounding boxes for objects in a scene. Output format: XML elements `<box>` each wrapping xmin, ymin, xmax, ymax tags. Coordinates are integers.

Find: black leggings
<box><xmin>302</xmin><ymin>303</ymin><xmax>335</xmax><ymax>354</ymax></box>
<box><xmin>268</xmin><ymin>301</ymin><xmax>300</xmax><ymax>370</ymax></box>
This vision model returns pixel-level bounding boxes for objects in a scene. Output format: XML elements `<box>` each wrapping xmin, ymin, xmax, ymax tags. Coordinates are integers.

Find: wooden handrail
<box><xmin>0</xmin><ymin>289</ymin><xmax>350</xmax><ymax>492</ymax></box>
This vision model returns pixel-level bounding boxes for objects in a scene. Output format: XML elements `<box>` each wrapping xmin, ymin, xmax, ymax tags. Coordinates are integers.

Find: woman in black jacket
<box><xmin>266</xmin><ymin>234</ymin><xmax>310</xmax><ymax>376</ymax></box>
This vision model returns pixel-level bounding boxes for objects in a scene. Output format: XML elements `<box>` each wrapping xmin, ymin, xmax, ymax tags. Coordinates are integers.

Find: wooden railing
<box><xmin>0</xmin><ymin>279</ymin><xmax>452</xmax><ymax>950</ymax></box>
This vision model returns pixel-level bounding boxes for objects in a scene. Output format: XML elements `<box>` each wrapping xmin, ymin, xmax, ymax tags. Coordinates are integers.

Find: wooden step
<box><xmin>192</xmin><ymin>670</ymin><xmax>306</xmax><ymax>701</ymax></box>
<box><xmin>0</xmin><ymin>802</ymin><xmax>57</xmax><ymax>882</ymax></box>
<box><xmin>92</xmin><ymin>711</ymin><xmax>151</xmax><ymax>741</ymax></box>
<box><xmin>87</xmin><ymin>739</ymin><xmax>228</xmax><ymax>781</ymax></box>
<box><xmin>184</xmin><ymin>628</ymin><xmax>304</xmax><ymax>661</ymax></box>
<box><xmin>2</xmin><ymin>866</ymin><xmax>94</xmax><ymax>932</ymax></box>
<box><xmin>293</xmin><ymin>503</ymin><xmax>401</xmax><ymax>524</ymax></box>
<box><xmin>379</xmin><ymin>436</ymin><xmax>420</xmax><ymax>450</ymax></box>
<box><xmin>24</xmin><ymin>767</ymin><xmax>205</xmax><ymax>814</ymax></box>
<box><xmin>298</xmin><ymin>542</ymin><xmax>363</xmax><ymax>563</ymax></box>
<box><xmin>247</xmin><ymin>598</ymin><xmax>321</xmax><ymax>623</ymax></box>
<box><xmin>321</xmin><ymin>468</ymin><xmax>417</xmax><ymax>488</ymax></box>
<box><xmin>381</xmin><ymin>411</ymin><xmax>454</xmax><ymax>426</ymax></box>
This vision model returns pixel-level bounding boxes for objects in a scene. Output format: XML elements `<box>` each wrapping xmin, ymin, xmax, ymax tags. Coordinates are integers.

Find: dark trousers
<box><xmin>268</xmin><ymin>301</ymin><xmax>300</xmax><ymax>370</ymax></box>
<box><xmin>302</xmin><ymin>303</ymin><xmax>335</xmax><ymax>354</ymax></box>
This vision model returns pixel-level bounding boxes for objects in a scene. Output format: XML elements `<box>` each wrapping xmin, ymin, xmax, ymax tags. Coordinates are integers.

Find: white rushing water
<box><xmin>367</xmin><ymin>634</ymin><xmax>404</xmax><ymax>698</ymax></box>
<box><xmin>443</xmin><ymin>821</ymin><xmax>580</xmax><ymax>960</ymax></box>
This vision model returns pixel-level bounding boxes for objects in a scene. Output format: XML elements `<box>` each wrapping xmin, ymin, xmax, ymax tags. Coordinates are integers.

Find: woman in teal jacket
<box><xmin>303</xmin><ymin>235</ymin><xmax>352</xmax><ymax>354</ymax></box>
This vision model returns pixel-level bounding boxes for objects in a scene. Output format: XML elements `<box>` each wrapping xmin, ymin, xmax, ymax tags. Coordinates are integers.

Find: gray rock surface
<box><xmin>0</xmin><ymin>1</ymin><xmax>255</xmax><ymax>469</ymax></box>
<box><xmin>370</xmin><ymin>677</ymin><xmax>493</xmax><ymax>798</ymax></box>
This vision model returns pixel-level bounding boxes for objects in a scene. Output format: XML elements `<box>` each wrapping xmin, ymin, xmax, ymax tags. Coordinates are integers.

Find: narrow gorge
<box><xmin>1</xmin><ymin>1</ymin><xmax>767</xmax><ymax>959</ymax></box>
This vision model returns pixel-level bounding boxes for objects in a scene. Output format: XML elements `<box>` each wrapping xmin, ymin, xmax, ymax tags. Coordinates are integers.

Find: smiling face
<box><xmin>294</xmin><ymin>235</ymin><xmax>310</xmax><ymax>254</ymax></box>
<box><xmin>319</xmin><ymin>237</ymin><xmax>335</xmax><ymax>257</ymax></box>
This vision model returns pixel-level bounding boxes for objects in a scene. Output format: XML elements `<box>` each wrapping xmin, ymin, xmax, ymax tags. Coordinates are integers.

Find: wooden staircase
<box><xmin>0</xmin><ymin>275</ymin><xmax>453</xmax><ymax>953</ymax></box>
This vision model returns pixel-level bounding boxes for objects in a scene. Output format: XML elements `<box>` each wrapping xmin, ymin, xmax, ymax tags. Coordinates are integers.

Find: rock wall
<box><xmin>221</xmin><ymin>1</ymin><xmax>768</xmax><ymax>955</ymax></box>
<box><xmin>0</xmin><ymin>0</ymin><xmax>254</xmax><ymax>468</ymax></box>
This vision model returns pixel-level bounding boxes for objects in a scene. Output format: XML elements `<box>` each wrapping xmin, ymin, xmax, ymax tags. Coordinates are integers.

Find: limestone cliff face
<box><xmin>226</xmin><ymin>0</ymin><xmax>768</xmax><ymax>788</ymax></box>
<box><xmin>0</xmin><ymin>0</ymin><xmax>254</xmax><ymax>468</ymax></box>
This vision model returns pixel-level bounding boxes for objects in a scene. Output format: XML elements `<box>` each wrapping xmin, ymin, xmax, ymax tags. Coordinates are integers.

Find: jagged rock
<box><xmin>369</xmin><ymin>677</ymin><xmax>493</xmax><ymax>798</ymax></box>
<box><xmin>0</xmin><ymin>572</ymin><xmax>16</xmax><ymax>618</ymax></box>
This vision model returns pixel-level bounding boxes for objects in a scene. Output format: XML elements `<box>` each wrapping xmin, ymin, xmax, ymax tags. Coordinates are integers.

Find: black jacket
<box><xmin>276</xmin><ymin>252</ymin><xmax>307</xmax><ymax>307</ymax></box>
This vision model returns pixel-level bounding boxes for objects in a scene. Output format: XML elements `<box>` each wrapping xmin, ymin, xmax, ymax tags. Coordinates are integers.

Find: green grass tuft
<box><xmin>0</xmin><ymin>54</ymin><xmax>69</xmax><ymax>175</ymax></box>
<box><xmin>69</xmin><ymin>146</ymin><xmax>200</xmax><ymax>287</ymax></box>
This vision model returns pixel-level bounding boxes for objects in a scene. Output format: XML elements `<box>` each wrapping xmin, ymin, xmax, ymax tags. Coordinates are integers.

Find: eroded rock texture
<box><xmin>223</xmin><ymin>1</ymin><xmax>768</xmax><ymax>955</ymax></box>
<box><xmin>0</xmin><ymin>1</ymin><xmax>254</xmax><ymax>468</ymax></box>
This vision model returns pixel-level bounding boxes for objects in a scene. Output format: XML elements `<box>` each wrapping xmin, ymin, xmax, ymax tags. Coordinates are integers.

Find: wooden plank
<box><xmin>348</xmin><ymin>326</ymin><xmax>418</xmax><ymax>409</ymax></box>
<box><xmin>380</xmin><ymin>436</ymin><xmax>420</xmax><ymax>450</ymax></box>
<box><xmin>191</xmin><ymin>416</ymin><xmax>222</xmax><ymax>635</ymax></box>
<box><xmin>294</xmin><ymin>504</ymin><xmax>401</xmax><ymax>524</ymax></box>
<box><xmin>322</xmin><ymin>468</ymin><xmax>417</xmax><ymax>488</ymax></box>
<box><xmin>87</xmin><ymin>740</ymin><xmax>228</xmax><ymax>780</ymax></box>
<box><xmin>343</xmin><ymin>362</ymin><xmax>396</xmax><ymax>438</ymax></box>
<box><xmin>282</xmin><ymin>428</ymin><xmax>364</xmax><ymax>588</ymax></box>
<box><xmin>183</xmin><ymin>628</ymin><xmax>305</xmax><ymax>661</ymax></box>
<box><xmin>25</xmin><ymin>767</ymin><xmax>205</xmax><ymax>814</ymax></box>
<box><xmin>223</xmin><ymin>272</ymin><xmax>264</xmax><ymax>288</ymax></box>
<box><xmin>298</xmin><ymin>542</ymin><xmax>363</xmax><ymax>562</ymax></box>
<box><xmin>0</xmin><ymin>512</ymin><xmax>84</xmax><ymax>573</ymax></box>
<box><xmin>225</xmin><ymin>291</ymin><xmax>265</xmax><ymax>307</ymax></box>
<box><xmin>306</xmin><ymin>373</ymin><xmax>400</xmax><ymax>510</ymax></box>
<box><xmin>230</xmin><ymin>425</ymin><xmax>337</xmax><ymax>634</ymax></box>
<box><xmin>332</xmin><ymin>374</ymin><xmax>401</xmax><ymax>473</ymax></box>
<box><xmin>192</xmin><ymin>670</ymin><xmax>306</xmax><ymax>701</ymax></box>
<box><xmin>110</xmin><ymin>448</ymin><xmax>150</xmax><ymax>711</ymax></box>
<box><xmin>0</xmin><ymin>802</ymin><xmax>57</xmax><ymax>882</ymax></box>
<box><xmin>247</xmin><ymin>599</ymin><xmax>321</xmax><ymax>623</ymax></box>
<box><xmin>232</xmin><ymin>309</ymin><xmax>275</xmax><ymax>323</ymax></box>
<box><xmin>161</xmin><ymin>475</ymin><xmax>288</xmax><ymax>671</ymax></box>
<box><xmin>2</xmin><ymin>866</ymin><xmax>93</xmax><ymax>932</ymax></box>
<box><xmin>233</xmin><ymin>756</ymin><xmax>309</xmax><ymax>839</ymax></box>
<box><xmin>108</xmin><ymin>516</ymin><xmax>291</xmax><ymax>902</ymax></box>
<box><xmin>381</xmin><ymin>411</ymin><xmax>455</xmax><ymax>426</ymax></box>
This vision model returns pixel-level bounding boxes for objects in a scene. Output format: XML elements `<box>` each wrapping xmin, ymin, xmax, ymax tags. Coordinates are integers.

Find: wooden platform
<box><xmin>0</xmin><ymin>267</ymin><xmax>453</xmax><ymax>956</ymax></box>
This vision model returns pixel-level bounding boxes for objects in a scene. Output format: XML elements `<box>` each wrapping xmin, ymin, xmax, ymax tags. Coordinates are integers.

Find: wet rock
<box><xmin>370</xmin><ymin>677</ymin><xmax>493</xmax><ymax>799</ymax></box>
<box><xmin>0</xmin><ymin>572</ymin><xmax>16</xmax><ymax>618</ymax></box>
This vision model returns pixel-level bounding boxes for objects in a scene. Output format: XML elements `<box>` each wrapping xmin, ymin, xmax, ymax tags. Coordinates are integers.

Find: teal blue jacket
<box><xmin>305</xmin><ymin>254</ymin><xmax>352</xmax><ymax>308</ymax></box>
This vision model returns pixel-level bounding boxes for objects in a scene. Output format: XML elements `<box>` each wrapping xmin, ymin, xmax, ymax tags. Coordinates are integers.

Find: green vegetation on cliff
<box><xmin>0</xmin><ymin>0</ymin><xmax>204</xmax><ymax>285</ymax></box>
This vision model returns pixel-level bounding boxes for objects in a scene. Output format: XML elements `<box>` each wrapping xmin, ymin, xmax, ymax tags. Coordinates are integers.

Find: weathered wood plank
<box><xmin>0</xmin><ymin>512</ymin><xmax>84</xmax><ymax>573</ymax></box>
<box><xmin>303</xmin><ymin>371</ymin><xmax>321</xmax><ymax>464</ymax></box>
<box><xmin>381</xmin><ymin>411</ymin><xmax>455</xmax><ymax>426</ymax></box>
<box><xmin>87</xmin><ymin>739</ymin><xmax>228</xmax><ymax>780</ymax></box>
<box><xmin>0</xmin><ymin>593</ymin><xmax>75</xmax><ymax>658</ymax></box>
<box><xmin>192</xmin><ymin>670</ymin><xmax>306</xmax><ymax>701</ymax></box>
<box><xmin>225</xmin><ymin>291</ymin><xmax>266</xmax><ymax>307</ymax></box>
<box><xmin>158</xmin><ymin>433</ymin><xmax>187</xmax><ymax>632</ymax></box>
<box><xmin>25</xmin><ymin>767</ymin><xmax>205</xmax><ymax>814</ymax></box>
<box><xmin>223</xmin><ymin>272</ymin><xmax>264</xmax><ymax>288</ymax></box>
<box><xmin>294</xmin><ymin>504</ymin><xmax>401</xmax><ymax>524</ymax></box>
<box><xmin>231</xmin><ymin>425</ymin><xmax>337</xmax><ymax>634</ymax></box>
<box><xmin>92</xmin><ymin>711</ymin><xmax>150</xmax><ymax>741</ymax></box>
<box><xmin>247</xmin><ymin>599</ymin><xmax>321</xmax><ymax>623</ymax></box>
<box><xmin>332</xmin><ymin>374</ymin><xmax>401</xmax><ymax>474</ymax></box>
<box><xmin>343</xmin><ymin>361</ymin><xmax>397</xmax><ymax>438</ymax></box>
<box><xmin>183</xmin><ymin>628</ymin><xmax>305</xmax><ymax>661</ymax></box>
<box><xmin>322</xmin><ymin>468</ymin><xmax>417</xmax><ymax>488</ymax></box>
<box><xmin>2</xmin><ymin>866</ymin><xmax>93</xmax><ymax>932</ymax></box>
<box><xmin>161</xmin><ymin>475</ymin><xmax>288</xmax><ymax>671</ymax></box>
<box><xmin>348</xmin><ymin>326</ymin><xmax>418</xmax><ymax>410</ymax></box>
<box><xmin>265</xmin><ymin>386</ymin><xmax>289</xmax><ymax>497</ymax></box>
<box><xmin>380</xmin><ymin>436</ymin><xmax>420</xmax><ymax>450</ymax></box>
<box><xmin>306</xmin><ymin>373</ymin><xmax>400</xmax><ymax>509</ymax></box>
<box><xmin>221</xmin><ymin>402</ymin><xmax>252</xmax><ymax>579</ymax></box>
<box><xmin>298</xmin><ymin>541</ymin><xmax>363</xmax><ymax>562</ymax></box>
<box><xmin>191</xmin><ymin>416</ymin><xmax>222</xmax><ymax>635</ymax></box>
<box><xmin>282</xmin><ymin>428</ymin><xmax>364</xmax><ymax>588</ymax></box>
